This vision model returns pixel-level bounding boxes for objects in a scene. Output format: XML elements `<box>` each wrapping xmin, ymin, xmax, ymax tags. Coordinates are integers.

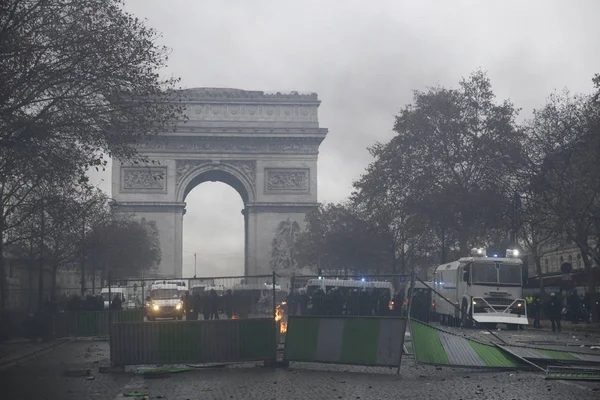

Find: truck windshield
<box><xmin>150</xmin><ymin>289</ymin><xmax>179</xmax><ymax>299</ymax></box>
<box><xmin>471</xmin><ymin>262</ymin><xmax>521</xmax><ymax>286</ymax></box>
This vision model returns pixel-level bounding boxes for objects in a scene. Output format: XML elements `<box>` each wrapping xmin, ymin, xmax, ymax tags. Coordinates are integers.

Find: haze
<box><xmin>87</xmin><ymin>0</ymin><xmax>600</xmax><ymax>277</ymax></box>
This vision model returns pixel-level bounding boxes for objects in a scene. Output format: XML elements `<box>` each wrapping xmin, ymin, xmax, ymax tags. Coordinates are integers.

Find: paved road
<box><xmin>0</xmin><ymin>327</ymin><xmax>598</xmax><ymax>400</ymax></box>
<box><xmin>0</xmin><ymin>340</ymin><xmax>130</xmax><ymax>400</ymax></box>
<box><xmin>115</xmin><ymin>361</ymin><xmax>600</xmax><ymax>400</ymax></box>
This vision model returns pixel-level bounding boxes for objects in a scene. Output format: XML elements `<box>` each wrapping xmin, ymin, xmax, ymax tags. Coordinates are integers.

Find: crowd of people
<box><xmin>178</xmin><ymin>289</ymin><xmax>272</xmax><ymax>320</ymax></box>
<box><xmin>285</xmin><ymin>287</ymin><xmax>402</xmax><ymax>317</ymax></box>
<box><xmin>527</xmin><ymin>289</ymin><xmax>598</xmax><ymax>332</ymax></box>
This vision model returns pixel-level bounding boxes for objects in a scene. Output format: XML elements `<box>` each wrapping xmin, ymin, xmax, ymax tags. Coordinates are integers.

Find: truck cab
<box><xmin>433</xmin><ymin>248</ymin><xmax>527</xmax><ymax>329</ymax></box>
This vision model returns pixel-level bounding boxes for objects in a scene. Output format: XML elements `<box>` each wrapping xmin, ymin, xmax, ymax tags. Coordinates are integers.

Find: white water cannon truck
<box><xmin>432</xmin><ymin>247</ymin><xmax>527</xmax><ymax>330</ymax></box>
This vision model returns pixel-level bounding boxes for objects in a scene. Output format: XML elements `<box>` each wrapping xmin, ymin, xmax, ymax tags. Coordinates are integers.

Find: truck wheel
<box><xmin>507</xmin><ymin>324</ymin><xmax>519</xmax><ymax>331</ymax></box>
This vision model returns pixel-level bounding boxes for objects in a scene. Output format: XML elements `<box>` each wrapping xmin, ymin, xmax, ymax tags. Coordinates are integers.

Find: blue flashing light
<box><xmin>361</xmin><ymin>278</ymin><xmax>366</xmax><ymax>282</ymax></box>
<box><xmin>493</xmin><ymin>254</ymin><xmax>498</xmax><ymax>258</ymax></box>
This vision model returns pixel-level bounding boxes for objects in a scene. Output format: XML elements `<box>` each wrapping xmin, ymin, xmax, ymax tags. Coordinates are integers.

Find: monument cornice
<box><xmin>163</xmin><ymin>126</ymin><xmax>328</xmax><ymax>135</ymax></box>
<box><xmin>179</xmin><ymin>88</ymin><xmax>320</xmax><ymax>105</ymax></box>
<box><xmin>136</xmin><ymin>135</ymin><xmax>325</xmax><ymax>154</ymax></box>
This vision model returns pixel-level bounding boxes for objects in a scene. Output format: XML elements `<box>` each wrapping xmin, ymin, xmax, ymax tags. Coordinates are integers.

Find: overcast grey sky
<box><xmin>90</xmin><ymin>0</ymin><xmax>600</xmax><ymax>277</ymax></box>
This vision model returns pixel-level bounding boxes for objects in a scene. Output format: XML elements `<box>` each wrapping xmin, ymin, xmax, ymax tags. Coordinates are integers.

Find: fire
<box><xmin>231</xmin><ymin>314</ymin><xmax>238</xmax><ymax>319</ymax></box>
<box><xmin>275</xmin><ymin>304</ymin><xmax>287</xmax><ymax>334</ymax></box>
<box><xmin>275</xmin><ymin>304</ymin><xmax>284</xmax><ymax>322</ymax></box>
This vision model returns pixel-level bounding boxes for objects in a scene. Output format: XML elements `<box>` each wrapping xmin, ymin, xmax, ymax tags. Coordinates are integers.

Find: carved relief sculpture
<box><xmin>122</xmin><ymin>168</ymin><xmax>166</xmax><ymax>190</ymax></box>
<box><xmin>225</xmin><ymin>160</ymin><xmax>256</xmax><ymax>184</ymax></box>
<box><xmin>175</xmin><ymin>160</ymin><xmax>211</xmax><ymax>184</ymax></box>
<box><xmin>175</xmin><ymin>159</ymin><xmax>256</xmax><ymax>185</ymax></box>
<box><xmin>266</xmin><ymin>169</ymin><xmax>309</xmax><ymax>192</ymax></box>
<box><xmin>270</xmin><ymin>218</ymin><xmax>301</xmax><ymax>271</ymax></box>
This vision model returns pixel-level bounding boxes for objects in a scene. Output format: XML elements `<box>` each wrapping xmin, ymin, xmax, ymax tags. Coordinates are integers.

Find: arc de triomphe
<box><xmin>111</xmin><ymin>88</ymin><xmax>327</xmax><ymax>278</ymax></box>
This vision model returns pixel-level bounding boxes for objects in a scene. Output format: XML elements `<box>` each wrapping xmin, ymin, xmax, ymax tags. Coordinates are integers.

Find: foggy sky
<box><xmin>88</xmin><ymin>0</ymin><xmax>600</xmax><ymax>277</ymax></box>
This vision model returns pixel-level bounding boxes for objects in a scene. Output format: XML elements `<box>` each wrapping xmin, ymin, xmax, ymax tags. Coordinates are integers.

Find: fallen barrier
<box><xmin>409</xmin><ymin>320</ymin><xmax>522</xmax><ymax>368</ymax></box>
<box><xmin>500</xmin><ymin>344</ymin><xmax>600</xmax><ymax>365</ymax></box>
<box><xmin>283</xmin><ymin>316</ymin><xmax>407</xmax><ymax>371</ymax></box>
<box><xmin>54</xmin><ymin>310</ymin><xmax>144</xmax><ymax>338</ymax></box>
<box><xmin>545</xmin><ymin>366</ymin><xmax>600</xmax><ymax>381</ymax></box>
<box><xmin>110</xmin><ymin>318</ymin><xmax>276</xmax><ymax>366</ymax></box>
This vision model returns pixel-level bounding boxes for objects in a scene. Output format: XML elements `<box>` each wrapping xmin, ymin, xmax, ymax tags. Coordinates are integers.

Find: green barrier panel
<box><xmin>503</xmin><ymin>345</ymin><xmax>600</xmax><ymax>364</ymax></box>
<box><xmin>546</xmin><ymin>366</ymin><xmax>600</xmax><ymax>381</ymax></box>
<box><xmin>76</xmin><ymin>312</ymin><xmax>100</xmax><ymax>336</ymax></box>
<box><xmin>410</xmin><ymin>320</ymin><xmax>521</xmax><ymax>368</ymax></box>
<box><xmin>110</xmin><ymin>318</ymin><xmax>277</xmax><ymax>366</ymax></box>
<box><xmin>54</xmin><ymin>310</ymin><xmax>144</xmax><ymax>337</ymax></box>
<box><xmin>284</xmin><ymin>316</ymin><xmax>407</xmax><ymax>368</ymax></box>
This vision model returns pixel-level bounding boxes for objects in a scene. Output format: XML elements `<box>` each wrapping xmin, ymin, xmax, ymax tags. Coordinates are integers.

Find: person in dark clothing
<box><xmin>545</xmin><ymin>293</ymin><xmax>562</xmax><ymax>332</ymax></box>
<box><xmin>359</xmin><ymin>289</ymin><xmax>372</xmax><ymax>316</ymax></box>
<box><xmin>110</xmin><ymin>294</ymin><xmax>122</xmax><ymax>311</ymax></box>
<box><xmin>393</xmin><ymin>291</ymin><xmax>404</xmax><ymax>317</ymax></box>
<box><xmin>567</xmin><ymin>289</ymin><xmax>581</xmax><ymax>323</ymax></box>
<box><xmin>182</xmin><ymin>291</ymin><xmax>192</xmax><ymax>317</ymax></box>
<box><xmin>531</xmin><ymin>295</ymin><xmax>542</xmax><ymax>328</ymax></box>
<box><xmin>202</xmin><ymin>292</ymin><xmax>211</xmax><ymax>320</ymax></box>
<box><xmin>310</xmin><ymin>288</ymin><xmax>325</xmax><ymax>316</ymax></box>
<box><xmin>187</xmin><ymin>293</ymin><xmax>200</xmax><ymax>320</ymax></box>
<box><xmin>209</xmin><ymin>289</ymin><xmax>220</xmax><ymax>320</ymax></box>
<box><xmin>224</xmin><ymin>290</ymin><xmax>234</xmax><ymax>319</ymax></box>
<box><xmin>377</xmin><ymin>292</ymin><xmax>391</xmax><ymax>316</ymax></box>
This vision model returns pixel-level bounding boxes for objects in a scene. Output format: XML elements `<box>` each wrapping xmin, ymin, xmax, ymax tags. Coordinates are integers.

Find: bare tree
<box><xmin>0</xmin><ymin>0</ymin><xmax>185</xmax><ymax>317</ymax></box>
<box><xmin>526</xmin><ymin>90</ymin><xmax>600</xmax><ymax>320</ymax></box>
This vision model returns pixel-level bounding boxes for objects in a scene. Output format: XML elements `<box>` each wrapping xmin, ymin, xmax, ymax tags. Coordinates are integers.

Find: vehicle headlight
<box><xmin>152</xmin><ymin>304</ymin><xmax>159</xmax><ymax>311</ymax></box>
<box><xmin>472</xmin><ymin>300</ymin><xmax>477</xmax><ymax>305</ymax></box>
<box><xmin>176</xmin><ymin>303</ymin><xmax>182</xmax><ymax>310</ymax></box>
<box><xmin>517</xmin><ymin>303</ymin><xmax>522</xmax><ymax>307</ymax></box>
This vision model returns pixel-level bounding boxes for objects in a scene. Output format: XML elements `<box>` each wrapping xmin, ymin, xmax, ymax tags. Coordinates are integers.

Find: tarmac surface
<box><xmin>0</xmin><ymin>325</ymin><xmax>598</xmax><ymax>400</ymax></box>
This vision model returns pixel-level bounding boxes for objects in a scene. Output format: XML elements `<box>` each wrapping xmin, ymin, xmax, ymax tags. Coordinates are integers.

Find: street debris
<box><xmin>63</xmin><ymin>368</ymin><xmax>90</xmax><ymax>377</ymax></box>
<box><xmin>123</xmin><ymin>392</ymin><xmax>149</xmax><ymax>398</ymax></box>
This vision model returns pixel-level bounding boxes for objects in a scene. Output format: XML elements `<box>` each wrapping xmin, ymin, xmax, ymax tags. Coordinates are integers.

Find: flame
<box><xmin>275</xmin><ymin>304</ymin><xmax>287</xmax><ymax>334</ymax></box>
<box><xmin>275</xmin><ymin>304</ymin><xmax>284</xmax><ymax>322</ymax></box>
<box><xmin>231</xmin><ymin>314</ymin><xmax>238</xmax><ymax>319</ymax></box>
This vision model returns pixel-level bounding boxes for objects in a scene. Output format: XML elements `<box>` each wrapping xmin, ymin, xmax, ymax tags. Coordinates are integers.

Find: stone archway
<box><xmin>111</xmin><ymin>88</ymin><xmax>327</xmax><ymax>278</ymax></box>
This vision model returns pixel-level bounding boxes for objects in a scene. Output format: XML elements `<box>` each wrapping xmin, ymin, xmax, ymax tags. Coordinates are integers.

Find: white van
<box><xmin>146</xmin><ymin>282</ymin><xmax>184</xmax><ymax>321</ymax></box>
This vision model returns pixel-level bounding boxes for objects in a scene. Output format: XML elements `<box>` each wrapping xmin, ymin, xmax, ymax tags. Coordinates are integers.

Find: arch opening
<box><xmin>182</xmin><ymin>169</ymin><xmax>250</xmax><ymax>204</ymax></box>
<box><xmin>182</xmin><ymin>181</ymin><xmax>245</xmax><ymax>278</ymax></box>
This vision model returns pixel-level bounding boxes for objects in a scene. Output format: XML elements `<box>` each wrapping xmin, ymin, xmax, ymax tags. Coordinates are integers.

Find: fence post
<box><xmin>272</xmin><ymin>271</ymin><xmax>276</xmax><ymax>321</ymax></box>
<box><xmin>407</xmin><ymin>270</ymin><xmax>416</xmax><ymax>319</ymax></box>
<box><xmin>108</xmin><ymin>276</ymin><xmax>112</xmax><ymax>328</ymax></box>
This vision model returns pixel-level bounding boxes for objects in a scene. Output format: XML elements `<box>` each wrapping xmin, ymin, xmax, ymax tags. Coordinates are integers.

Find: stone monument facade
<box><xmin>111</xmin><ymin>88</ymin><xmax>327</xmax><ymax>278</ymax></box>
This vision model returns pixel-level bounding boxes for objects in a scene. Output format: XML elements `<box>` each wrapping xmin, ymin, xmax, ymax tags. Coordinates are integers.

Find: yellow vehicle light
<box><xmin>176</xmin><ymin>303</ymin><xmax>182</xmax><ymax>310</ymax></box>
<box><xmin>152</xmin><ymin>304</ymin><xmax>159</xmax><ymax>311</ymax></box>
